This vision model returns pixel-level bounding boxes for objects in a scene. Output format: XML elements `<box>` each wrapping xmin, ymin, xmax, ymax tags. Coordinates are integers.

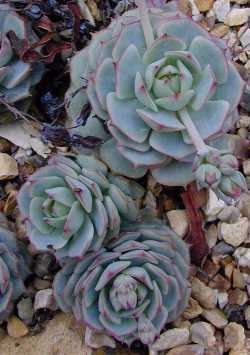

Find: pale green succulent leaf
<box><xmin>150</xmin><ymin>131</ymin><xmax>195</xmax><ymax>160</ymax></box>
<box><xmin>177</xmin><ymin>60</ymin><xmax>193</xmax><ymax>92</ymax></box>
<box><xmin>90</xmin><ymin>199</ymin><xmax>108</xmax><ymax>239</ymax></box>
<box><xmin>143</xmin><ymin>35</ymin><xmax>186</xmax><ymax>65</ymax></box>
<box><xmin>68</xmin><ymin>215</ymin><xmax>94</xmax><ymax>258</ymax></box>
<box><xmin>1</xmin><ymin>60</ymin><xmax>31</xmax><ymax>89</ymax></box>
<box><xmin>137</xmin><ymin>108</ymin><xmax>185</xmax><ymax>132</ymax></box>
<box><xmin>96</xmin><ymin>58</ymin><xmax>115</xmax><ymax>109</ymax></box>
<box><xmin>135</xmin><ymin>72</ymin><xmax>158</xmax><ymax>111</ymax></box>
<box><xmin>118</xmin><ymin>146</ymin><xmax>168</xmax><ymax>167</ymax></box>
<box><xmin>103</xmin><ymin>196</ymin><xmax>121</xmax><ymax>236</ymax></box>
<box><xmin>65</xmin><ymin>176</ymin><xmax>93</xmax><ymax>213</ymax></box>
<box><xmin>116</xmin><ymin>44</ymin><xmax>144</xmax><ymax>99</ymax></box>
<box><xmin>30</xmin><ymin>176</ymin><xmax>66</xmax><ymax>196</ymax></box>
<box><xmin>189</xmin><ymin>36</ymin><xmax>228</xmax><ymax>84</ymax></box>
<box><xmin>29</xmin><ymin>197</ymin><xmax>54</xmax><ymax>234</ymax></box>
<box><xmin>107</xmin><ymin>93</ymin><xmax>150</xmax><ymax>143</ymax></box>
<box><xmin>151</xmin><ymin>161</ymin><xmax>194</xmax><ymax>186</ymax></box>
<box><xmin>81</xmin><ymin>168</ymin><xmax>110</xmax><ymax>190</ymax></box>
<box><xmin>87</xmin><ymin>79</ymin><xmax>109</xmax><ymax>120</ymax></box>
<box><xmin>64</xmin><ymin>201</ymin><xmax>84</xmax><ymax>239</ymax></box>
<box><xmin>0</xmin><ymin>34</ymin><xmax>13</xmax><ymax>67</ymax></box>
<box><xmin>79</xmin><ymin>175</ymin><xmax>104</xmax><ymax>201</ymax></box>
<box><xmin>155</xmin><ymin>89</ymin><xmax>194</xmax><ymax>111</ymax></box>
<box><xmin>76</xmin><ymin>155</ymin><xmax>107</xmax><ymax>174</ymax></box>
<box><xmin>45</xmin><ymin>187</ymin><xmax>76</xmax><ymax>207</ymax></box>
<box><xmin>191</xmin><ymin>64</ymin><xmax>216</xmax><ymax>110</ymax></box>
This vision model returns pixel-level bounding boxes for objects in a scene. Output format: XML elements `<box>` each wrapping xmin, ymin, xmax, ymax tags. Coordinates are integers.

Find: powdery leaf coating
<box><xmin>53</xmin><ymin>218</ymin><xmax>190</xmax><ymax>346</ymax></box>
<box><xmin>0</xmin><ymin>213</ymin><xmax>31</xmax><ymax>323</ymax></box>
<box><xmin>17</xmin><ymin>154</ymin><xmax>144</xmax><ymax>263</ymax></box>
<box><xmin>66</xmin><ymin>3</ymin><xmax>245</xmax><ymax>184</ymax></box>
<box><xmin>0</xmin><ymin>4</ymin><xmax>44</xmax><ymax>123</ymax></box>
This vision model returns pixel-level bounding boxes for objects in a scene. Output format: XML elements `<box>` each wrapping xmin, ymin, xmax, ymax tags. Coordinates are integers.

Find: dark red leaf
<box><xmin>68</xmin><ymin>2</ymin><xmax>81</xmax><ymax>40</ymax></box>
<box><xmin>36</xmin><ymin>15</ymin><xmax>53</xmax><ymax>32</ymax></box>
<box><xmin>181</xmin><ymin>184</ymin><xmax>209</xmax><ymax>265</ymax></box>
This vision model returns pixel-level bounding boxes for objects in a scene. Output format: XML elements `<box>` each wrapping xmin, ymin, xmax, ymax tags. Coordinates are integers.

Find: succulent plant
<box><xmin>0</xmin><ymin>4</ymin><xmax>44</xmax><ymax>122</ymax></box>
<box><xmin>0</xmin><ymin>213</ymin><xmax>31</xmax><ymax>323</ymax></box>
<box><xmin>53</xmin><ymin>218</ymin><xmax>190</xmax><ymax>346</ymax></box>
<box><xmin>66</xmin><ymin>0</ymin><xmax>246</xmax><ymax>200</ymax></box>
<box><xmin>17</xmin><ymin>154</ymin><xmax>144</xmax><ymax>262</ymax></box>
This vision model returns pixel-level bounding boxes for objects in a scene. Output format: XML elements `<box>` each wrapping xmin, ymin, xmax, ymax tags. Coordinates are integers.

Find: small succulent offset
<box><xmin>17</xmin><ymin>154</ymin><xmax>144</xmax><ymax>262</ymax></box>
<box><xmin>0</xmin><ymin>213</ymin><xmax>31</xmax><ymax>323</ymax></box>
<box><xmin>0</xmin><ymin>4</ymin><xmax>44</xmax><ymax>122</ymax></box>
<box><xmin>53</xmin><ymin>218</ymin><xmax>190</xmax><ymax>346</ymax></box>
<box><xmin>66</xmin><ymin>0</ymin><xmax>246</xmax><ymax>201</ymax></box>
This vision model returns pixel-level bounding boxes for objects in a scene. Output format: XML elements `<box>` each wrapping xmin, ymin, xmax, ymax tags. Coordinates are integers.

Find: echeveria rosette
<box><xmin>0</xmin><ymin>213</ymin><xmax>31</xmax><ymax>323</ymax></box>
<box><xmin>53</xmin><ymin>218</ymin><xmax>190</xmax><ymax>346</ymax></box>
<box><xmin>17</xmin><ymin>154</ymin><xmax>144</xmax><ymax>263</ymax></box>
<box><xmin>194</xmin><ymin>150</ymin><xmax>247</xmax><ymax>204</ymax></box>
<box><xmin>0</xmin><ymin>4</ymin><xmax>44</xmax><ymax>122</ymax></box>
<box><xmin>66</xmin><ymin>1</ymin><xmax>245</xmax><ymax>190</ymax></box>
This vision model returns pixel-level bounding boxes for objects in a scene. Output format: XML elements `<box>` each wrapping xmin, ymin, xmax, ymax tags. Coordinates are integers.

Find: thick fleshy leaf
<box><xmin>143</xmin><ymin>35</ymin><xmax>186</xmax><ymax>65</ymax></box>
<box><xmin>65</xmin><ymin>176</ymin><xmax>93</xmax><ymax>213</ymax></box>
<box><xmin>90</xmin><ymin>199</ymin><xmax>108</xmax><ymax>239</ymax></box>
<box><xmin>49</xmin><ymin>155</ymin><xmax>81</xmax><ymax>173</ymax></box>
<box><xmin>29</xmin><ymin>228</ymin><xmax>68</xmax><ymax>250</ymax></box>
<box><xmin>29</xmin><ymin>197</ymin><xmax>53</xmax><ymax>234</ymax></box>
<box><xmin>108</xmin><ymin>185</ymin><xmax>129</xmax><ymax>216</ymax></box>
<box><xmin>79</xmin><ymin>175</ymin><xmax>103</xmax><ymax>201</ymax></box>
<box><xmin>164</xmin><ymin>51</ymin><xmax>201</xmax><ymax>74</ymax></box>
<box><xmin>95</xmin><ymin>261</ymin><xmax>131</xmax><ymax>290</ymax></box>
<box><xmin>76</xmin><ymin>155</ymin><xmax>107</xmax><ymax>174</ymax></box>
<box><xmin>157</xmin><ymin>18</ymin><xmax>209</xmax><ymax>47</ymax></box>
<box><xmin>87</xmin><ymin>79</ymin><xmax>109</xmax><ymax>120</ymax></box>
<box><xmin>108</xmin><ymin>122</ymin><xmax>151</xmax><ymax>152</ymax></box>
<box><xmin>151</xmin><ymin>161</ymin><xmax>194</xmax><ymax>186</ymax></box>
<box><xmin>189</xmin><ymin>36</ymin><xmax>228</xmax><ymax>84</ymax></box>
<box><xmin>96</xmin><ymin>58</ymin><xmax>115</xmax><ymax>109</ymax></box>
<box><xmin>45</xmin><ymin>187</ymin><xmax>75</xmax><ymax>207</ymax></box>
<box><xmin>112</xmin><ymin>21</ymin><xmax>146</xmax><ymax>61</ymax></box>
<box><xmin>64</xmin><ymin>201</ymin><xmax>84</xmax><ymax>239</ymax></box>
<box><xmin>107</xmin><ymin>93</ymin><xmax>150</xmax><ymax>143</ymax></box>
<box><xmin>191</xmin><ymin>65</ymin><xmax>216</xmax><ymax>110</ymax></box>
<box><xmin>68</xmin><ymin>216</ymin><xmax>94</xmax><ymax>258</ymax></box>
<box><xmin>103</xmin><ymin>196</ymin><xmax>121</xmax><ymax>235</ymax></box>
<box><xmin>177</xmin><ymin>60</ymin><xmax>193</xmax><ymax>93</ymax></box>
<box><xmin>135</xmin><ymin>72</ymin><xmax>158</xmax><ymax>111</ymax></box>
<box><xmin>212</xmin><ymin>62</ymin><xmax>245</xmax><ymax>113</ymax></box>
<box><xmin>81</xmin><ymin>168</ymin><xmax>110</xmax><ymax>190</ymax></box>
<box><xmin>180</xmin><ymin>100</ymin><xmax>230</xmax><ymax>144</ymax></box>
<box><xmin>137</xmin><ymin>108</ymin><xmax>185</xmax><ymax>132</ymax></box>
<box><xmin>0</xmin><ymin>34</ymin><xmax>13</xmax><ymax>67</ymax></box>
<box><xmin>1</xmin><ymin>60</ymin><xmax>31</xmax><ymax>89</ymax></box>
<box><xmin>30</xmin><ymin>176</ymin><xmax>66</xmax><ymax>196</ymax></box>
<box><xmin>89</xmin><ymin>28</ymin><xmax>113</xmax><ymax>70</ymax></box>
<box><xmin>116</xmin><ymin>44</ymin><xmax>145</xmax><ymax>99</ymax></box>
<box><xmin>100</xmin><ymin>139</ymin><xmax>147</xmax><ymax>178</ymax></box>
<box><xmin>145</xmin><ymin>58</ymin><xmax>165</xmax><ymax>91</ymax></box>
<box><xmin>150</xmin><ymin>131</ymin><xmax>195</xmax><ymax>160</ymax></box>
<box><xmin>155</xmin><ymin>90</ymin><xmax>194</xmax><ymax>111</ymax></box>
<box><xmin>118</xmin><ymin>146</ymin><xmax>168</xmax><ymax>168</ymax></box>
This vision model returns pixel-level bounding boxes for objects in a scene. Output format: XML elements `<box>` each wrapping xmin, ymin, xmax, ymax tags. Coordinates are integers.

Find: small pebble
<box><xmin>152</xmin><ymin>328</ymin><xmax>190</xmax><ymax>351</ymax></box>
<box><xmin>213</xmin><ymin>241</ymin><xmax>234</xmax><ymax>255</ymax></box>
<box><xmin>233</xmin><ymin>247</ymin><xmax>250</xmax><ymax>267</ymax></box>
<box><xmin>229</xmin><ymin>349</ymin><xmax>248</xmax><ymax>355</ymax></box>
<box><xmin>225</xmin><ymin>8</ymin><xmax>250</xmax><ymax>26</ymax></box>
<box><xmin>232</xmin><ymin>268</ymin><xmax>245</xmax><ymax>289</ymax></box>
<box><xmin>0</xmin><ymin>153</ymin><xmax>18</xmax><ymax>180</ymax></box>
<box><xmin>243</xmin><ymin>160</ymin><xmax>250</xmax><ymax>176</ymax></box>
<box><xmin>224</xmin><ymin>322</ymin><xmax>245</xmax><ymax>351</ymax></box>
<box><xmin>213</xmin><ymin>0</ymin><xmax>230</xmax><ymax>22</ymax></box>
<box><xmin>17</xmin><ymin>298</ymin><xmax>34</xmax><ymax>324</ymax></box>
<box><xmin>183</xmin><ymin>298</ymin><xmax>203</xmax><ymax>320</ymax></box>
<box><xmin>218</xmin><ymin>292</ymin><xmax>229</xmax><ymax>309</ymax></box>
<box><xmin>7</xmin><ymin>316</ymin><xmax>29</xmax><ymax>338</ymax></box>
<box><xmin>244</xmin><ymin>306</ymin><xmax>250</xmax><ymax>329</ymax></box>
<box><xmin>190</xmin><ymin>322</ymin><xmax>216</xmax><ymax>348</ymax></box>
<box><xmin>202</xmin><ymin>308</ymin><xmax>228</xmax><ymax>329</ymax></box>
<box><xmin>165</xmin><ymin>344</ymin><xmax>205</xmax><ymax>355</ymax></box>
<box><xmin>194</xmin><ymin>0</ymin><xmax>214</xmax><ymax>12</ymax></box>
<box><xmin>219</xmin><ymin>218</ymin><xmax>249</xmax><ymax>247</ymax></box>
<box><xmin>192</xmin><ymin>278</ymin><xmax>218</xmax><ymax>309</ymax></box>
<box><xmin>33</xmin><ymin>277</ymin><xmax>52</xmax><ymax>290</ymax></box>
<box><xmin>34</xmin><ymin>289</ymin><xmax>57</xmax><ymax>311</ymax></box>
<box><xmin>34</xmin><ymin>253</ymin><xmax>55</xmax><ymax>277</ymax></box>
<box><xmin>217</xmin><ymin>206</ymin><xmax>240</xmax><ymax>223</ymax></box>
<box><xmin>166</xmin><ymin>210</ymin><xmax>189</xmax><ymax>238</ymax></box>
<box><xmin>228</xmin><ymin>289</ymin><xmax>248</xmax><ymax>306</ymax></box>
<box><xmin>205</xmin><ymin>224</ymin><xmax>218</xmax><ymax>249</ymax></box>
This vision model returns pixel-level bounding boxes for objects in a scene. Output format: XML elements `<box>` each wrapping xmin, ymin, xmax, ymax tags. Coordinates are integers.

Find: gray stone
<box><xmin>190</xmin><ymin>322</ymin><xmax>216</xmax><ymax>348</ymax></box>
<box><xmin>17</xmin><ymin>298</ymin><xmax>34</xmax><ymax>324</ymax></box>
<box><xmin>152</xmin><ymin>328</ymin><xmax>190</xmax><ymax>351</ymax></box>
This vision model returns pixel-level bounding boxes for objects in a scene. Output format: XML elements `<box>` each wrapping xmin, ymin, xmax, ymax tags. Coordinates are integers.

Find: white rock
<box><xmin>219</xmin><ymin>217</ymin><xmax>249</xmax><ymax>247</ymax></box>
<box><xmin>240</xmin><ymin>28</ymin><xmax>250</xmax><ymax>48</ymax></box>
<box><xmin>192</xmin><ymin>278</ymin><xmax>218</xmax><ymax>309</ymax></box>
<box><xmin>85</xmin><ymin>327</ymin><xmax>115</xmax><ymax>349</ymax></box>
<box><xmin>202</xmin><ymin>308</ymin><xmax>228</xmax><ymax>329</ymax></box>
<box><xmin>233</xmin><ymin>247</ymin><xmax>250</xmax><ymax>267</ymax></box>
<box><xmin>190</xmin><ymin>322</ymin><xmax>216</xmax><ymax>348</ymax></box>
<box><xmin>213</xmin><ymin>0</ymin><xmax>230</xmax><ymax>22</ymax></box>
<box><xmin>218</xmin><ymin>292</ymin><xmax>229</xmax><ymax>309</ymax></box>
<box><xmin>205</xmin><ymin>189</ymin><xmax>225</xmax><ymax>220</ymax></box>
<box><xmin>224</xmin><ymin>322</ymin><xmax>246</xmax><ymax>351</ymax></box>
<box><xmin>225</xmin><ymin>8</ymin><xmax>250</xmax><ymax>26</ymax></box>
<box><xmin>34</xmin><ymin>289</ymin><xmax>57</xmax><ymax>311</ymax></box>
<box><xmin>0</xmin><ymin>153</ymin><xmax>18</xmax><ymax>180</ymax></box>
<box><xmin>243</xmin><ymin>159</ymin><xmax>250</xmax><ymax>176</ymax></box>
<box><xmin>152</xmin><ymin>328</ymin><xmax>190</xmax><ymax>351</ymax></box>
<box><xmin>167</xmin><ymin>210</ymin><xmax>189</xmax><ymax>238</ymax></box>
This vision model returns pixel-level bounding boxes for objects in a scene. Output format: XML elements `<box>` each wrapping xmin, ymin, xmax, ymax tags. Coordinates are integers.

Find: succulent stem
<box><xmin>179</xmin><ymin>108</ymin><xmax>210</xmax><ymax>156</ymax></box>
<box><xmin>136</xmin><ymin>0</ymin><xmax>154</xmax><ymax>49</ymax></box>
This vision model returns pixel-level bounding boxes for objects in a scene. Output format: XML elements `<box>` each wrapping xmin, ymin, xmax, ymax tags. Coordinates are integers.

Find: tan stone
<box><xmin>219</xmin><ymin>218</ymin><xmax>249</xmax><ymax>247</ymax></box>
<box><xmin>225</xmin><ymin>8</ymin><xmax>250</xmax><ymax>26</ymax></box>
<box><xmin>191</xmin><ymin>278</ymin><xmax>218</xmax><ymax>309</ymax></box>
<box><xmin>166</xmin><ymin>210</ymin><xmax>189</xmax><ymax>238</ymax></box>
<box><xmin>166</xmin><ymin>344</ymin><xmax>205</xmax><ymax>355</ymax></box>
<box><xmin>228</xmin><ymin>289</ymin><xmax>248</xmax><ymax>306</ymax></box>
<box><xmin>7</xmin><ymin>316</ymin><xmax>28</xmax><ymax>338</ymax></box>
<box><xmin>194</xmin><ymin>0</ymin><xmax>214</xmax><ymax>12</ymax></box>
<box><xmin>232</xmin><ymin>268</ymin><xmax>245</xmax><ymax>289</ymax></box>
<box><xmin>0</xmin><ymin>153</ymin><xmax>18</xmax><ymax>180</ymax></box>
<box><xmin>0</xmin><ymin>313</ymin><xmax>90</xmax><ymax>355</ymax></box>
<box><xmin>152</xmin><ymin>328</ymin><xmax>190</xmax><ymax>351</ymax></box>
<box><xmin>190</xmin><ymin>322</ymin><xmax>216</xmax><ymax>348</ymax></box>
<box><xmin>202</xmin><ymin>309</ymin><xmax>228</xmax><ymax>329</ymax></box>
<box><xmin>183</xmin><ymin>298</ymin><xmax>203</xmax><ymax>320</ymax></box>
<box><xmin>224</xmin><ymin>322</ymin><xmax>246</xmax><ymax>351</ymax></box>
<box><xmin>210</xmin><ymin>24</ymin><xmax>229</xmax><ymax>38</ymax></box>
